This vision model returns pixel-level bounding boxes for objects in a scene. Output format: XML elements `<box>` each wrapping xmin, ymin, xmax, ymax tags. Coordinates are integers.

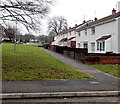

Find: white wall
<box><xmin>52</xmin><ymin>29</ymin><xmax>77</xmax><ymax>47</ymax></box>
<box><xmin>118</xmin><ymin>17</ymin><xmax>120</xmax><ymax>53</ymax></box>
<box><xmin>118</xmin><ymin>1</ymin><xmax>120</xmax><ymax>12</ymax></box>
<box><xmin>76</xmin><ymin>20</ymin><xmax>119</xmax><ymax>53</ymax></box>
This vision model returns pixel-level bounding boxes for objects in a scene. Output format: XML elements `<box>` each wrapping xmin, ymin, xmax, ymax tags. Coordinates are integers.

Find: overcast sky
<box><xmin>41</xmin><ymin>0</ymin><xmax>119</xmax><ymax>35</ymax></box>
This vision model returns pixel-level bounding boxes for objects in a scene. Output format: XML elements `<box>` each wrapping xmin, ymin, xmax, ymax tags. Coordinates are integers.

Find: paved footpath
<box><xmin>2</xmin><ymin>48</ymin><xmax>120</xmax><ymax>94</ymax></box>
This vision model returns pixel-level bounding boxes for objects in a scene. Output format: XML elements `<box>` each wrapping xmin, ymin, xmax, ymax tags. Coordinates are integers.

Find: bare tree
<box><xmin>23</xmin><ymin>34</ymin><xmax>35</xmax><ymax>43</ymax></box>
<box><xmin>48</xmin><ymin>16</ymin><xmax>68</xmax><ymax>35</ymax></box>
<box><xmin>37</xmin><ymin>35</ymin><xmax>47</xmax><ymax>44</ymax></box>
<box><xmin>47</xmin><ymin>29</ymin><xmax>55</xmax><ymax>44</ymax></box>
<box><xmin>0</xmin><ymin>0</ymin><xmax>52</xmax><ymax>31</ymax></box>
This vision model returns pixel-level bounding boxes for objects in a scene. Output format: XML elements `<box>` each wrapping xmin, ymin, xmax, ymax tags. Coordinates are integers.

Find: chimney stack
<box><xmin>75</xmin><ymin>24</ymin><xmax>77</xmax><ymax>27</ymax></box>
<box><xmin>94</xmin><ymin>17</ymin><xmax>98</xmax><ymax>21</ymax></box>
<box><xmin>83</xmin><ymin>20</ymin><xmax>86</xmax><ymax>23</ymax></box>
<box><xmin>112</xmin><ymin>8</ymin><xmax>116</xmax><ymax>14</ymax></box>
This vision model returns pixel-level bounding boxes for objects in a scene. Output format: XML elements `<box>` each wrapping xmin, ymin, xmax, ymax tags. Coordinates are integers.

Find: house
<box><xmin>76</xmin><ymin>4</ymin><xmax>120</xmax><ymax>54</ymax></box>
<box><xmin>52</xmin><ymin>24</ymin><xmax>79</xmax><ymax>48</ymax></box>
<box><xmin>52</xmin><ymin>1</ymin><xmax>120</xmax><ymax>54</ymax></box>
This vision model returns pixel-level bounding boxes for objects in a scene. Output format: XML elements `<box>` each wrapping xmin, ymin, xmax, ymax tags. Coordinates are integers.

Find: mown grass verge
<box><xmin>2</xmin><ymin>43</ymin><xmax>92</xmax><ymax>80</ymax></box>
<box><xmin>90</xmin><ymin>64</ymin><xmax>120</xmax><ymax>78</ymax></box>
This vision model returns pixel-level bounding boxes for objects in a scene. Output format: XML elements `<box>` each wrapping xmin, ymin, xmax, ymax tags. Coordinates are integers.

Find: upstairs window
<box><xmin>74</xmin><ymin>31</ymin><xmax>76</xmax><ymax>34</ymax></box>
<box><xmin>85</xmin><ymin>29</ymin><xmax>87</xmax><ymax>35</ymax></box>
<box><xmin>91</xmin><ymin>27</ymin><xmax>95</xmax><ymax>35</ymax></box>
<box><xmin>78</xmin><ymin>31</ymin><xmax>81</xmax><ymax>36</ymax></box>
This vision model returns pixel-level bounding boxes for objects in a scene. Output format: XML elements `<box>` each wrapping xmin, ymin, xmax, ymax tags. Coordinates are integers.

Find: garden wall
<box><xmin>85</xmin><ymin>56</ymin><xmax>120</xmax><ymax>64</ymax></box>
<box><xmin>63</xmin><ymin>48</ymin><xmax>88</xmax><ymax>61</ymax></box>
<box><xmin>46</xmin><ymin>45</ymin><xmax>120</xmax><ymax>64</ymax></box>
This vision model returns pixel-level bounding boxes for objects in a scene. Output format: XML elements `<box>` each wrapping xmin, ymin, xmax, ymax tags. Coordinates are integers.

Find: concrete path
<box><xmin>2</xmin><ymin>48</ymin><xmax>119</xmax><ymax>94</ymax></box>
<box><xmin>41</xmin><ymin>48</ymin><xmax>119</xmax><ymax>90</ymax></box>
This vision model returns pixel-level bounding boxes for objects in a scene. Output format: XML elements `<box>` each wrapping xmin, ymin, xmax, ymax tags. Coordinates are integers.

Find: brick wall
<box><xmin>47</xmin><ymin>45</ymin><xmax>120</xmax><ymax>64</ymax></box>
<box><xmin>48</xmin><ymin>45</ymin><xmax>56</xmax><ymax>51</ymax></box>
<box><xmin>85</xmin><ymin>56</ymin><xmax>120</xmax><ymax>64</ymax></box>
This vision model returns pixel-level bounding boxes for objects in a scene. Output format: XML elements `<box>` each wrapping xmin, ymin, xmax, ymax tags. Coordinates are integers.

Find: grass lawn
<box><xmin>2</xmin><ymin>43</ymin><xmax>92</xmax><ymax>80</ymax></box>
<box><xmin>90</xmin><ymin>64</ymin><xmax>120</xmax><ymax>78</ymax></box>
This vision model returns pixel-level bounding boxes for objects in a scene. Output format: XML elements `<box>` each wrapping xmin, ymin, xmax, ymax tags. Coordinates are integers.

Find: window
<box><xmin>83</xmin><ymin>42</ymin><xmax>88</xmax><ymax>49</ymax></box>
<box><xmin>78</xmin><ymin>31</ymin><xmax>81</xmax><ymax>36</ymax></box>
<box><xmin>74</xmin><ymin>31</ymin><xmax>76</xmax><ymax>34</ymax></box>
<box><xmin>91</xmin><ymin>27</ymin><xmax>95</xmax><ymax>34</ymax></box>
<box><xmin>91</xmin><ymin>42</ymin><xmax>95</xmax><ymax>52</ymax></box>
<box><xmin>97</xmin><ymin>41</ymin><xmax>105</xmax><ymax>51</ymax></box>
<box><xmin>67</xmin><ymin>40</ymin><xmax>71</xmax><ymax>46</ymax></box>
<box><xmin>77</xmin><ymin>43</ymin><xmax>80</xmax><ymax>48</ymax></box>
<box><xmin>85</xmin><ymin>29</ymin><xmax>87</xmax><ymax>35</ymax></box>
<box><xmin>97</xmin><ymin>42</ymin><xmax>99</xmax><ymax>50</ymax></box>
<box><xmin>69</xmin><ymin>31</ymin><xmax>71</xmax><ymax>35</ymax></box>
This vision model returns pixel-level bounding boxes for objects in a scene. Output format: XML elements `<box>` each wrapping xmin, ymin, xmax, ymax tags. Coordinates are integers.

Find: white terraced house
<box><xmin>76</xmin><ymin>2</ymin><xmax>120</xmax><ymax>54</ymax></box>
<box><xmin>52</xmin><ymin>1</ymin><xmax>120</xmax><ymax>54</ymax></box>
<box><xmin>52</xmin><ymin>24</ymin><xmax>79</xmax><ymax>48</ymax></box>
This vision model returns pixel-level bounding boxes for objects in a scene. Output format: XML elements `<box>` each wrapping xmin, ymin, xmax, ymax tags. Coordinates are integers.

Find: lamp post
<box><xmin>14</xmin><ymin>20</ymin><xmax>17</xmax><ymax>52</ymax></box>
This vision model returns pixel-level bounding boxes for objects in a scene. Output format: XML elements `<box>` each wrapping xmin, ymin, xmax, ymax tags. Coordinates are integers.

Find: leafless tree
<box><xmin>0</xmin><ymin>0</ymin><xmax>52</xmax><ymax>31</ymax></box>
<box><xmin>48</xmin><ymin>16</ymin><xmax>68</xmax><ymax>35</ymax></box>
<box><xmin>37</xmin><ymin>35</ymin><xmax>47</xmax><ymax>44</ymax></box>
<box><xmin>47</xmin><ymin>29</ymin><xmax>55</xmax><ymax>44</ymax></box>
<box><xmin>23</xmin><ymin>34</ymin><xmax>35</xmax><ymax>43</ymax></box>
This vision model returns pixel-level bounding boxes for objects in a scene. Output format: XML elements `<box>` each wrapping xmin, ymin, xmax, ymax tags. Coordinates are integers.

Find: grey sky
<box><xmin>41</xmin><ymin>0</ymin><xmax>119</xmax><ymax>35</ymax></box>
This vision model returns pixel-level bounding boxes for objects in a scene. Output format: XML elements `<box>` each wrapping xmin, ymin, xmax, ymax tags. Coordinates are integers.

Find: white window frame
<box><xmin>85</xmin><ymin>29</ymin><xmax>87</xmax><ymax>35</ymax></box>
<box><xmin>83</xmin><ymin>42</ymin><xmax>88</xmax><ymax>49</ymax></box>
<box><xmin>91</xmin><ymin>42</ymin><xmax>95</xmax><ymax>52</ymax></box>
<box><xmin>77</xmin><ymin>43</ymin><xmax>80</xmax><ymax>48</ymax></box>
<box><xmin>74</xmin><ymin>31</ymin><xmax>76</xmax><ymax>34</ymax></box>
<box><xmin>97</xmin><ymin>41</ymin><xmax>105</xmax><ymax>51</ymax></box>
<box><xmin>91</xmin><ymin>27</ymin><xmax>95</xmax><ymax>35</ymax></box>
<box><xmin>78</xmin><ymin>31</ymin><xmax>81</xmax><ymax>36</ymax></box>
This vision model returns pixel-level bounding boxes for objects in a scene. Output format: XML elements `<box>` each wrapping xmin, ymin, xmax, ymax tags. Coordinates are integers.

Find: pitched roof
<box><xmin>90</xmin><ymin>12</ymin><xmax>120</xmax><ymax>27</ymax></box>
<box><xmin>60</xmin><ymin>38</ymin><xmax>67</xmax><ymax>42</ymax></box>
<box><xmin>76</xmin><ymin>12</ymin><xmax>120</xmax><ymax>31</ymax></box>
<box><xmin>68</xmin><ymin>36</ymin><xmax>76</xmax><ymax>40</ymax></box>
<box><xmin>59</xmin><ymin>24</ymin><xmax>82</xmax><ymax>35</ymax></box>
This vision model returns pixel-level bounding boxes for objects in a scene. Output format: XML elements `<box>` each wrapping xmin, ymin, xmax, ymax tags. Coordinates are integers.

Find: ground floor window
<box><xmin>97</xmin><ymin>41</ymin><xmax>105</xmax><ymax>51</ymax></box>
<box><xmin>83</xmin><ymin>42</ymin><xmax>88</xmax><ymax>49</ymax></box>
<box><xmin>91</xmin><ymin>42</ymin><xmax>95</xmax><ymax>52</ymax></box>
<box><xmin>77</xmin><ymin>43</ymin><xmax>80</xmax><ymax>48</ymax></box>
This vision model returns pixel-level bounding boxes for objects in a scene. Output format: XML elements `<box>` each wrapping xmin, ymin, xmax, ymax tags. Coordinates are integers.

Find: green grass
<box><xmin>90</xmin><ymin>64</ymin><xmax>120</xmax><ymax>78</ymax></box>
<box><xmin>2</xmin><ymin>43</ymin><xmax>92</xmax><ymax>80</ymax></box>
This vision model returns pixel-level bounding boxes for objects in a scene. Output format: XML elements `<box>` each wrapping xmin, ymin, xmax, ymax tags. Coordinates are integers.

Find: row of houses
<box><xmin>52</xmin><ymin>1</ymin><xmax>120</xmax><ymax>54</ymax></box>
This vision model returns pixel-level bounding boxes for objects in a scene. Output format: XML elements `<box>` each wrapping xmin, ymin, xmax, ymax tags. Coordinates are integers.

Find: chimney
<box><xmin>83</xmin><ymin>20</ymin><xmax>86</xmax><ymax>23</ymax></box>
<box><xmin>94</xmin><ymin>17</ymin><xmax>98</xmax><ymax>21</ymax></box>
<box><xmin>75</xmin><ymin>24</ymin><xmax>77</xmax><ymax>27</ymax></box>
<box><xmin>112</xmin><ymin>8</ymin><xmax>116</xmax><ymax>14</ymax></box>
